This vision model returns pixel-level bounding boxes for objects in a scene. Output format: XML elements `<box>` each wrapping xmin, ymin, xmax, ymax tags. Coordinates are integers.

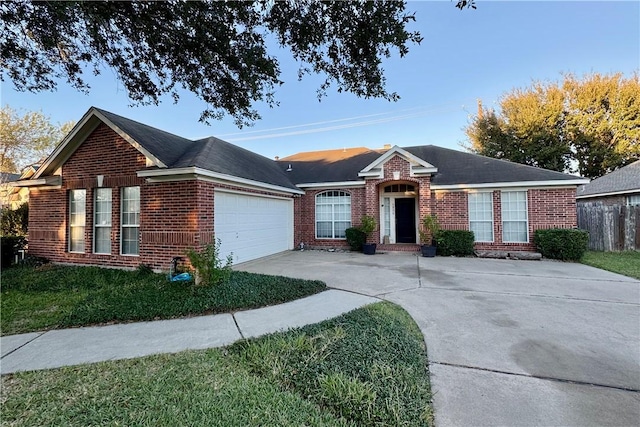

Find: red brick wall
<box><xmin>294</xmin><ymin>187</ymin><xmax>365</xmax><ymax>249</ymax></box>
<box><xmin>577</xmin><ymin>194</ymin><xmax>626</xmax><ymax>206</ymax></box>
<box><xmin>27</xmin><ymin>123</ymin><xmax>295</xmax><ymax>270</ymax></box>
<box><xmin>431</xmin><ymin>188</ymin><xmax>578</xmax><ymax>252</ymax></box>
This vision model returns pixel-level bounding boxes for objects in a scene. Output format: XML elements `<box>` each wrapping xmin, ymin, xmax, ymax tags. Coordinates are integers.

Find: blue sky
<box><xmin>2</xmin><ymin>1</ymin><xmax>639</xmax><ymax>161</ymax></box>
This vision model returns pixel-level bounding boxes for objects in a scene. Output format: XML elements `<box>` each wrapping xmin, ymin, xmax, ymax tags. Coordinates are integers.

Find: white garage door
<box><xmin>214</xmin><ymin>191</ymin><xmax>294</xmax><ymax>264</ymax></box>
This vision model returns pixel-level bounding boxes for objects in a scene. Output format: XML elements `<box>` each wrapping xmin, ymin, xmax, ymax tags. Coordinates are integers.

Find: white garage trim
<box><xmin>214</xmin><ymin>191</ymin><xmax>294</xmax><ymax>264</ymax></box>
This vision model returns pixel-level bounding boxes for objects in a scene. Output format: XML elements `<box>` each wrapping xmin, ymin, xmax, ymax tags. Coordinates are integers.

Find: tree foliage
<box><xmin>0</xmin><ymin>106</ymin><xmax>75</xmax><ymax>173</ymax></box>
<box><xmin>1</xmin><ymin>1</ymin><xmax>473</xmax><ymax>127</ymax></box>
<box><xmin>465</xmin><ymin>73</ymin><xmax>640</xmax><ymax>179</ymax></box>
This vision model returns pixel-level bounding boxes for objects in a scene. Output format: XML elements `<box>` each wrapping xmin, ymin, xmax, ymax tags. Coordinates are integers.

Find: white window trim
<box><xmin>93</xmin><ymin>188</ymin><xmax>112</xmax><ymax>255</ymax></box>
<box><xmin>468</xmin><ymin>191</ymin><xmax>494</xmax><ymax>243</ymax></box>
<box><xmin>120</xmin><ymin>186</ymin><xmax>140</xmax><ymax>256</ymax></box>
<box><xmin>315</xmin><ymin>190</ymin><xmax>351</xmax><ymax>240</ymax></box>
<box><xmin>68</xmin><ymin>189</ymin><xmax>86</xmax><ymax>253</ymax></box>
<box><xmin>501</xmin><ymin>190</ymin><xmax>529</xmax><ymax>243</ymax></box>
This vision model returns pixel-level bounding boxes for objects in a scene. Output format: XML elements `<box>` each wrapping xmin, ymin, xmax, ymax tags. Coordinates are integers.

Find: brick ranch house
<box><xmin>14</xmin><ymin>107</ymin><xmax>588</xmax><ymax>270</ymax></box>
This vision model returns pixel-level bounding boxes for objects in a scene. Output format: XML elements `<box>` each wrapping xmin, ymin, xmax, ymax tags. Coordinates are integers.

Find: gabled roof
<box><xmin>26</xmin><ymin>107</ymin><xmax>300</xmax><ymax>192</ymax></box>
<box><xmin>358</xmin><ymin>145</ymin><xmax>437</xmax><ymax>178</ymax></box>
<box><xmin>279</xmin><ymin>144</ymin><xmax>585</xmax><ymax>187</ymax></box>
<box><xmin>576</xmin><ymin>160</ymin><xmax>640</xmax><ymax>198</ymax></box>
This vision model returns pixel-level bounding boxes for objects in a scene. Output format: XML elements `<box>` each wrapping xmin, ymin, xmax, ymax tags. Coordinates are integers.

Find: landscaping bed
<box><xmin>1</xmin><ymin>302</ymin><xmax>433</xmax><ymax>426</ymax></box>
<box><xmin>1</xmin><ymin>265</ymin><xmax>326</xmax><ymax>336</ymax></box>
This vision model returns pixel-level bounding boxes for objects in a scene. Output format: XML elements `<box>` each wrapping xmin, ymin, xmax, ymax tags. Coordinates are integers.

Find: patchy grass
<box><xmin>581</xmin><ymin>250</ymin><xmax>640</xmax><ymax>280</ymax></box>
<box><xmin>1</xmin><ymin>265</ymin><xmax>325</xmax><ymax>336</ymax></box>
<box><xmin>1</xmin><ymin>302</ymin><xmax>433</xmax><ymax>427</ymax></box>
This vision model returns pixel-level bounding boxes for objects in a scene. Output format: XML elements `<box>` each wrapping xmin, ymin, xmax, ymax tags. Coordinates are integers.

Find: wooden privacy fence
<box><xmin>577</xmin><ymin>204</ymin><xmax>640</xmax><ymax>251</ymax></box>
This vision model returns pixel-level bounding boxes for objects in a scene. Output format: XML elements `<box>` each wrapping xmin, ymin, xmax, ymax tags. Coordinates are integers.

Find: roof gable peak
<box><xmin>358</xmin><ymin>145</ymin><xmax>438</xmax><ymax>178</ymax></box>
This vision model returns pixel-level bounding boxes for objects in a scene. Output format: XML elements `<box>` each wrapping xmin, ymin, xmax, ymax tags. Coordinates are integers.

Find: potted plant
<box><xmin>359</xmin><ymin>215</ymin><xmax>377</xmax><ymax>255</ymax></box>
<box><xmin>419</xmin><ymin>214</ymin><xmax>440</xmax><ymax>257</ymax></box>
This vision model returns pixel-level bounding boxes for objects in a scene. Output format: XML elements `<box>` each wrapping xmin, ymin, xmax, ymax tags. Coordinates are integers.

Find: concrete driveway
<box><xmin>237</xmin><ymin>250</ymin><xmax>640</xmax><ymax>426</ymax></box>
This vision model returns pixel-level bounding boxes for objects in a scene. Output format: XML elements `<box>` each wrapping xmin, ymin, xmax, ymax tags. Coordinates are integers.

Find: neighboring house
<box><xmin>1</xmin><ymin>169</ymin><xmax>35</xmax><ymax>210</ymax></box>
<box><xmin>576</xmin><ymin>160</ymin><xmax>640</xmax><ymax>251</ymax></box>
<box><xmin>576</xmin><ymin>160</ymin><xmax>640</xmax><ymax>206</ymax></box>
<box><xmin>14</xmin><ymin>107</ymin><xmax>588</xmax><ymax>270</ymax></box>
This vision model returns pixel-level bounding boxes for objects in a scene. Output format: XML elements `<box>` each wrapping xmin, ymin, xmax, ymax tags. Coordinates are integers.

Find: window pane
<box><xmin>122</xmin><ymin>186</ymin><xmax>140</xmax><ymax>226</ymax></box>
<box><xmin>94</xmin><ymin>227</ymin><xmax>111</xmax><ymax>254</ymax></box>
<box><xmin>122</xmin><ymin>226</ymin><xmax>139</xmax><ymax>255</ymax></box>
<box><xmin>70</xmin><ymin>225</ymin><xmax>85</xmax><ymax>252</ymax></box>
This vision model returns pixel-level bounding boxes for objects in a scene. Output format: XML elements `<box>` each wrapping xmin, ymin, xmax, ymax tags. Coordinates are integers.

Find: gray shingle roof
<box><xmin>577</xmin><ymin>160</ymin><xmax>640</xmax><ymax>198</ymax></box>
<box><xmin>95</xmin><ymin>108</ymin><xmax>195</xmax><ymax>166</ymax></box>
<box><xmin>89</xmin><ymin>109</ymin><xmax>582</xmax><ymax>191</ymax></box>
<box><xmin>279</xmin><ymin>145</ymin><xmax>580</xmax><ymax>185</ymax></box>
<box><xmin>97</xmin><ymin>108</ymin><xmax>298</xmax><ymax>191</ymax></box>
<box><xmin>174</xmin><ymin>137</ymin><xmax>300</xmax><ymax>190</ymax></box>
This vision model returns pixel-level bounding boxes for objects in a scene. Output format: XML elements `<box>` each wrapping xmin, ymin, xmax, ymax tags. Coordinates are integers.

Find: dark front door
<box><xmin>395</xmin><ymin>198</ymin><xmax>416</xmax><ymax>243</ymax></box>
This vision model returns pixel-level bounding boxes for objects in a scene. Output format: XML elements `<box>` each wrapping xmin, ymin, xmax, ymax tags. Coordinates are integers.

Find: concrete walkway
<box><xmin>0</xmin><ymin>289</ymin><xmax>378</xmax><ymax>374</ymax></box>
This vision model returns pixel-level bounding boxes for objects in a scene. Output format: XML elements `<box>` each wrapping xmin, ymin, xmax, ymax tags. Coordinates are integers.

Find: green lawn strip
<box><xmin>1</xmin><ymin>302</ymin><xmax>433</xmax><ymax>427</ymax></box>
<box><xmin>580</xmin><ymin>251</ymin><xmax>640</xmax><ymax>280</ymax></box>
<box><xmin>1</xmin><ymin>266</ymin><xmax>325</xmax><ymax>336</ymax></box>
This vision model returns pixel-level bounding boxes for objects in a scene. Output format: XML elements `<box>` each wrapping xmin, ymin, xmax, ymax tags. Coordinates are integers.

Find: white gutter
<box><xmin>431</xmin><ymin>179</ymin><xmax>589</xmax><ymax>190</ymax></box>
<box><xmin>576</xmin><ymin>188</ymin><xmax>640</xmax><ymax>199</ymax></box>
<box><xmin>295</xmin><ymin>181</ymin><xmax>365</xmax><ymax>189</ymax></box>
<box><xmin>137</xmin><ymin>167</ymin><xmax>305</xmax><ymax>195</ymax></box>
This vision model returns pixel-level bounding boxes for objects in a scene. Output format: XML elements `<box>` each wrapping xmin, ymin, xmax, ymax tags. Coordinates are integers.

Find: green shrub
<box><xmin>186</xmin><ymin>239</ymin><xmax>233</xmax><ymax>286</ymax></box>
<box><xmin>534</xmin><ymin>228</ymin><xmax>588</xmax><ymax>261</ymax></box>
<box><xmin>435</xmin><ymin>230</ymin><xmax>475</xmax><ymax>256</ymax></box>
<box><xmin>419</xmin><ymin>214</ymin><xmax>441</xmax><ymax>245</ymax></box>
<box><xmin>345</xmin><ymin>227</ymin><xmax>366</xmax><ymax>251</ymax></box>
<box><xmin>1</xmin><ymin>202</ymin><xmax>28</xmax><ymax>236</ymax></box>
<box><xmin>1</xmin><ymin>235</ymin><xmax>27</xmax><ymax>269</ymax></box>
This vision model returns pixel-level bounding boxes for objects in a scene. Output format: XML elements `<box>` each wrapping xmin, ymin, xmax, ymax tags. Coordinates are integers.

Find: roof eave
<box><xmin>137</xmin><ymin>167</ymin><xmax>304</xmax><ymax>195</ymax></box>
<box><xmin>576</xmin><ymin>188</ymin><xmax>640</xmax><ymax>199</ymax></box>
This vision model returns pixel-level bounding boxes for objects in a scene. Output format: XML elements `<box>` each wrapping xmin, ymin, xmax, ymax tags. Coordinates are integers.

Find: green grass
<box><xmin>581</xmin><ymin>250</ymin><xmax>640</xmax><ymax>280</ymax></box>
<box><xmin>1</xmin><ymin>265</ymin><xmax>325</xmax><ymax>336</ymax></box>
<box><xmin>1</xmin><ymin>302</ymin><xmax>433</xmax><ymax>427</ymax></box>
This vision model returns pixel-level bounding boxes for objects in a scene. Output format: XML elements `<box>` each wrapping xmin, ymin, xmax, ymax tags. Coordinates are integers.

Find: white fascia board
<box><xmin>92</xmin><ymin>110</ymin><xmax>166</xmax><ymax>169</ymax></box>
<box><xmin>411</xmin><ymin>166</ymin><xmax>438</xmax><ymax>176</ymax></box>
<box><xmin>357</xmin><ymin>170</ymin><xmax>383</xmax><ymax>178</ymax></box>
<box><xmin>359</xmin><ymin>145</ymin><xmax>436</xmax><ymax>174</ymax></box>
<box><xmin>431</xmin><ymin>179</ymin><xmax>589</xmax><ymax>191</ymax></box>
<box><xmin>576</xmin><ymin>188</ymin><xmax>640</xmax><ymax>199</ymax></box>
<box><xmin>296</xmin><ymin>181</ymin><xmax>365</xmax><ymax>189</ymax></box>
<box><xmin>137</xmin><ymin>167</ymin><xmax>305</xmax><ymax>195</ymax></box>
<box><xmin>34</xmin><ymin>108</ymin><xmax>165</xmax><ymax>180</ymax></box>
<box><xmin>11</xmin><ymin>176</ymin><xmax>62</xmax><ymax>187</ymax></box>
<box><xmin>34</xmin><ymin>109</ymin><xmax>100</xmax><ymax>179</ymax></box>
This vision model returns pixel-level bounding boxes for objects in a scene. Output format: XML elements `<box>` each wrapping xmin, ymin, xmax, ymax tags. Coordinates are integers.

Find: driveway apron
<box><xmin>237</xmin><ymin>251</ymin><xmax>640</xmax><ymax>426</ymax></box>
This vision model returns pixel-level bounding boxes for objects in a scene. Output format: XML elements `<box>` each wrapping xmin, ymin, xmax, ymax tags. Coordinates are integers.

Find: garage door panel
<box><xmin>214</xmin><ymin>192</ymin><xmax>293</xmax><ymax>264</ymax></box>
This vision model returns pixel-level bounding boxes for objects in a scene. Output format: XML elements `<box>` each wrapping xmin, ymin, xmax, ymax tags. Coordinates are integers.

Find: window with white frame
<box><xmin>468</xmin><ymin>192</ymin><xmax>494</xmax><ymax>242</ymax></box>
<box><xmin>315</xmin><ymin>191</ymin><xmax>351</xmax><ymax>239</ymax></box>
<box><xmin>502</xmin><ymin>191</ymin><xmax>528</xmax><ymax>243</ymax></box>
<box><xmin>627</xmin><ymin>194</ymin><xmax>640</xmax><ymax>206</ymax></box>
<box><xmin>69</xmin><ymin>189</ymin><xmax>86</xmax><ymax>252</ymax></box>
<box><xmin>94</xmin><ymin>188</ymin><xmax>112</xmax><ymax>254</ymax></box>
<box><xmin>121</xmin><ymin>186</ymin><xmax>140</xmax><ymax>255</ymax></box>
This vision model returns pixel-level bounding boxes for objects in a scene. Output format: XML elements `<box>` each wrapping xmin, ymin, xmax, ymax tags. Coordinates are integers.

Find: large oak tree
<box><xmin>465</xmin><ymin>73</ymin><xmax>640</xmax><ymax>179</ymax></box>
<box><xmin>1</xmin><ymin>0</ymin><xmax>474</xmax><ymax>127</ymax></box>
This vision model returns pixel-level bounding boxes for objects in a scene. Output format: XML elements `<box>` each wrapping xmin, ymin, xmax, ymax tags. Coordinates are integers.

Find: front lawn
<box><xmin>581</xmin><ymin>250</ymin><xmax>640</xmax><ymax>280</ymax></box>
<box><xmin>1</xmin><ymin>265</ymin><xmax>326</xmax><ymax>336</ymax></box>
<box><xmin>1</xmin><ymin>302</ymin><xmax>434</xmax><ymax>426</ymax></box>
